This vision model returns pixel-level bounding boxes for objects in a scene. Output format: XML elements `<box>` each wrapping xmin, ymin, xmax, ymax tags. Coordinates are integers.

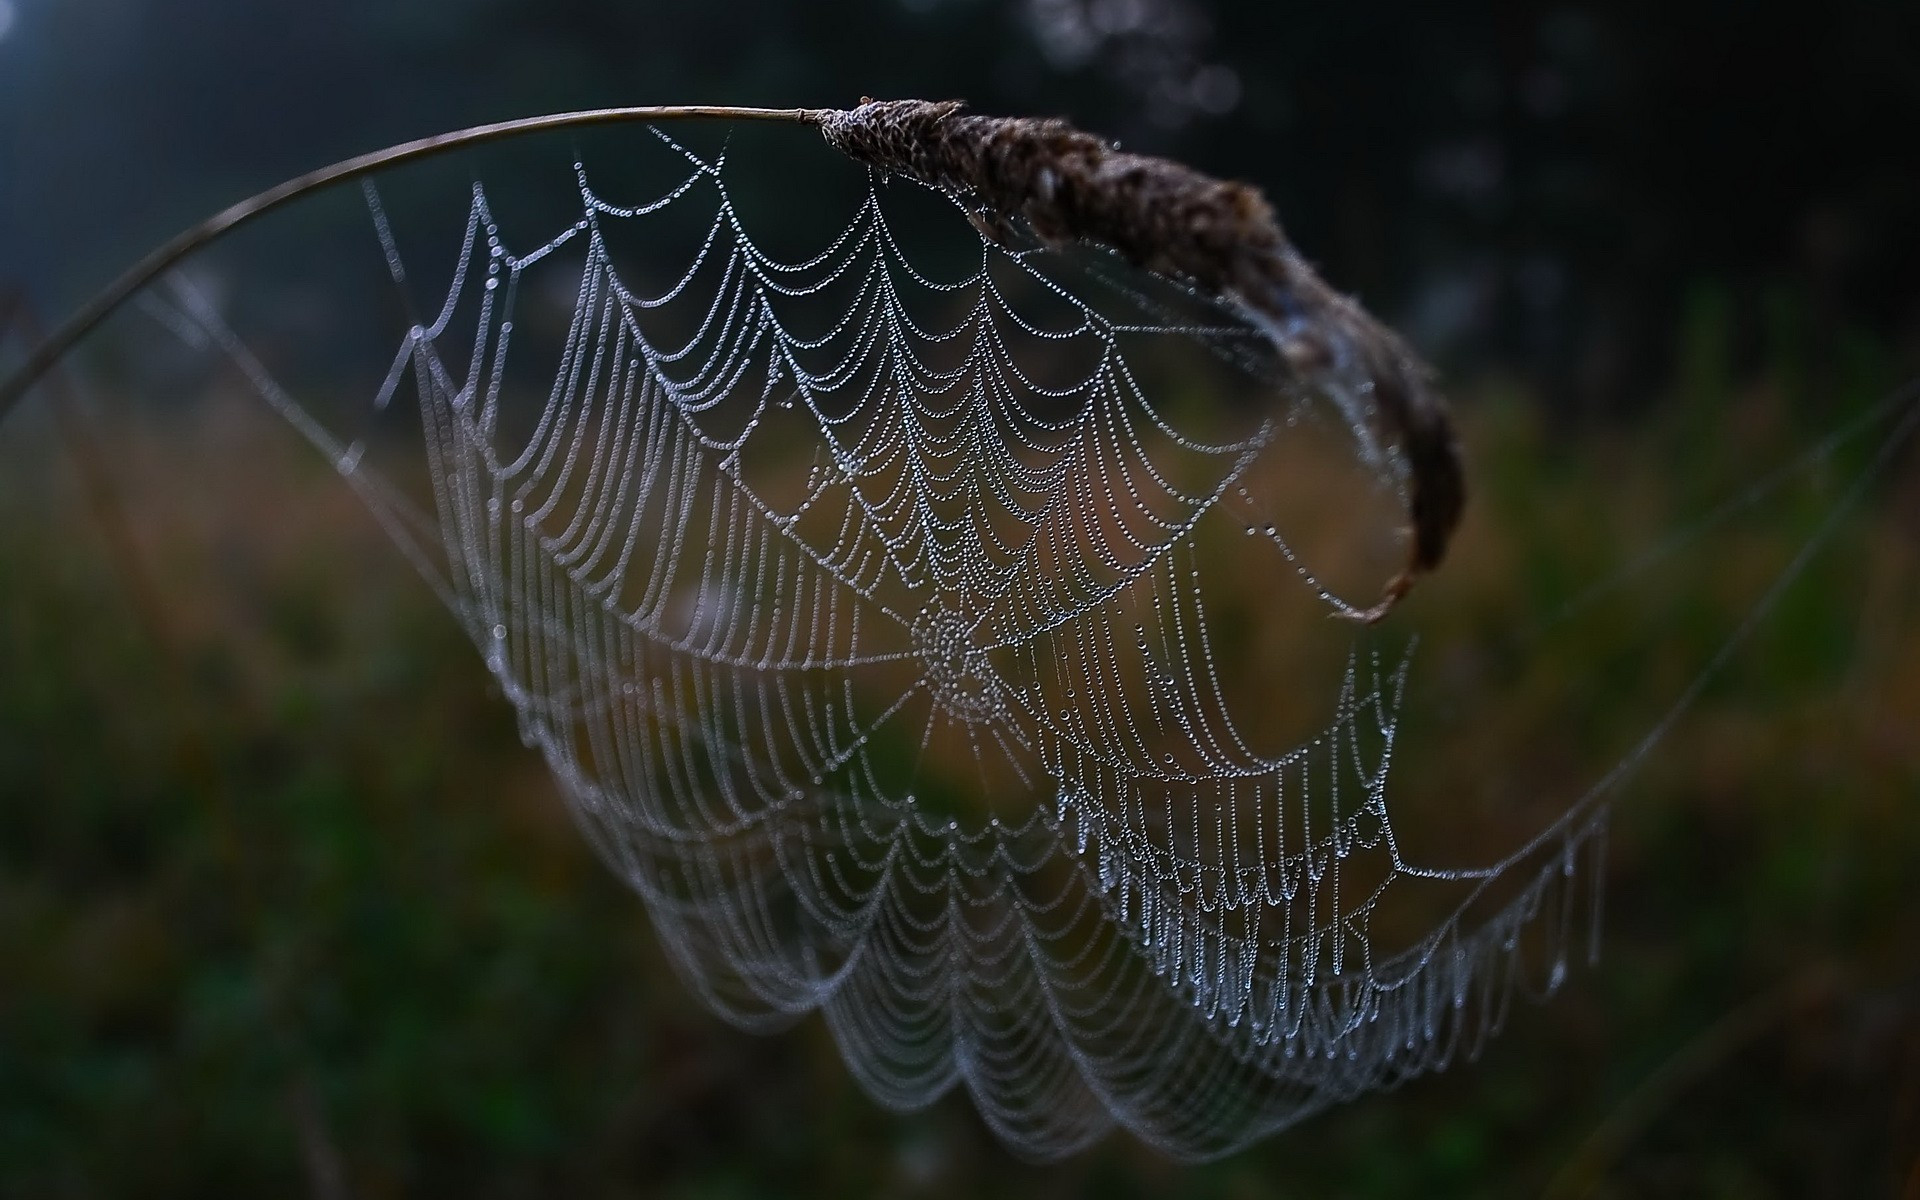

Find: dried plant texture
<box><xmin>821</xmin><ymin>98</ymin><xmax>1464</xmax><ymax>620</ymax></box>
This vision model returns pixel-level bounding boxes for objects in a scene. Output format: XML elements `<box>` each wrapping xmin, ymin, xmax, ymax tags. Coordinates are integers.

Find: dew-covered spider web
<box><xmin>105</xmin><ymin>114</ymin><xmax>1915</xmax><ymax>1161</ymax></box>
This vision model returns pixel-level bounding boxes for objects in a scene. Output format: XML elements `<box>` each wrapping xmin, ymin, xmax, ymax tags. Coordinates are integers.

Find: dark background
<box><xmin>5</xmin><ymin>0</ymin><xmax>1919</xmax><ymax>409</ymax></box>
<box><xmin>2</xmin><ymin>2</ymin><xmax>1918</xmax><ymax>1197</ymax></box>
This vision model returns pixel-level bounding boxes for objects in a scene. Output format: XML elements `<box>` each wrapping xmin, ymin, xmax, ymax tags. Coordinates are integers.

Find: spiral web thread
<box><xmin>160</xmin><ymin>126</ymin><xmax>1608</xmax><ymax>1160</ymax></box>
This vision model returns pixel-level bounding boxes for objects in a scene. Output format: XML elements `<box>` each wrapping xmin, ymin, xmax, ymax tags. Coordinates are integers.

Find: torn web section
<box><xmin>147</xmin><ymin>150</ymin><xmax>527</xmax><ymax>606</ymax></box>
<box><xmin>1361</xmin><ymin>370</ymin><xmax>1920</xmax><ymax>1057</ymax></box>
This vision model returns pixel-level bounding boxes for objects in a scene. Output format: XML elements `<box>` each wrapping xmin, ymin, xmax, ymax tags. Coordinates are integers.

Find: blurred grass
<box><xmin>1</xmin><ymin>336</ymin><xmax>1917</xmax><ymax>1197</ymax></box>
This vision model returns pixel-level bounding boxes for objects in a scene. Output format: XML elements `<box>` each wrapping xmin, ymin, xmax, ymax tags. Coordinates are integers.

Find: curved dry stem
<box><xmin>824</xmin><ymin>98</ymin><xmax>1465</xmax><ymax>619</ymax></box>
<box><xmin>0</xmin><ymin>105</ymin><xmax>829</xmax><ymax>423</ymax></box>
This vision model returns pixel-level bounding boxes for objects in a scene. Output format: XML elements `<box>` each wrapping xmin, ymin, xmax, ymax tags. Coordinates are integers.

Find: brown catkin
<box><xmin>820</xmin><ymin>99</ymin><xmax>1464</xmax><ymax>622</ymax></box>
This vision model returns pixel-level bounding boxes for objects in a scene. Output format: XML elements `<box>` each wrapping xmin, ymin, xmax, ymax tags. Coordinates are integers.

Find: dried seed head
<box><xmin>821</xmin><ymin>98</ymin><xmax>1465</xmax><ymax>621</ymax></box>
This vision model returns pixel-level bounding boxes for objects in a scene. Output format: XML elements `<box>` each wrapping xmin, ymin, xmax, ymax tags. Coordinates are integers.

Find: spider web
<box><xmin>140</xmin><ymin>124</ymin><xmax>1652</xmax><ymax>1161</ymax></box>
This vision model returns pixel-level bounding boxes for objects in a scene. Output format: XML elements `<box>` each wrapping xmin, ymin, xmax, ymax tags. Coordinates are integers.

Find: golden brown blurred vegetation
<box><xmin>2</xmin><ymin>330</ymin><xmax>1917</xmax><ymax>1197</ymax></box>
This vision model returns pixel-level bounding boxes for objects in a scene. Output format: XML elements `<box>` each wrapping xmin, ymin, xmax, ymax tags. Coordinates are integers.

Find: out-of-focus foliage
<box><xmin>2</xmin><ymin>325</ymin><xmax>1914</xmax><ymax>1194</ymax></box>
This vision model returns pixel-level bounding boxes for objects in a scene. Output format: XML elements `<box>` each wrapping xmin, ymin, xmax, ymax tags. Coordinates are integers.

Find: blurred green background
<box><xmin>2</xmin><ymin>1</ymin><xmax>1918</xmax><ymax>1196</ymax></box>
